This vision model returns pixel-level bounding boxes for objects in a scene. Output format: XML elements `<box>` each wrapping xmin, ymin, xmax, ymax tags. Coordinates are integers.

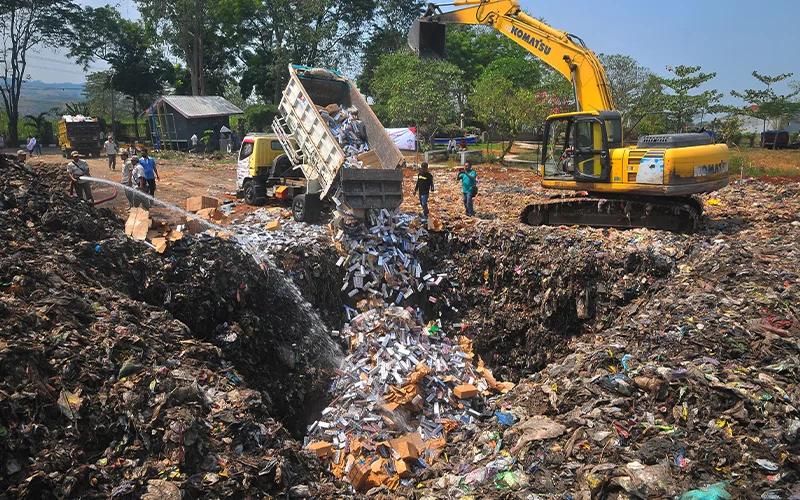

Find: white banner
<box><xmin>385</xmin><ymin>127</ymin><xmax>417</xmax><ymax>151</ymax></box>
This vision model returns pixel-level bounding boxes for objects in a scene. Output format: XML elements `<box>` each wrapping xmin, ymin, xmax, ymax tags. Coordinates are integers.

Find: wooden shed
<box><xmin>145</xmin><ymin>95</ymin><xmax>243</xmax><ymax>151</ymax></box>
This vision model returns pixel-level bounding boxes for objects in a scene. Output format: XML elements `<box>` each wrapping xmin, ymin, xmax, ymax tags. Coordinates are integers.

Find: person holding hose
<box><xmin>66</xmin><ymin>151</ymin><xmax>93</xmax><ymax>203</ymax></box>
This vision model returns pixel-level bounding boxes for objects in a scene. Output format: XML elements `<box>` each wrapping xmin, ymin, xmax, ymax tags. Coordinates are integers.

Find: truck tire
<box><xmin>243</xmin><ymin>180</ymin><xmax>266</xmax><ymax>206</ymax></box>
<box><xmin>292</xmin><ymin>193</ymin><xmax>321</xmax><ymax>223</ymax></box>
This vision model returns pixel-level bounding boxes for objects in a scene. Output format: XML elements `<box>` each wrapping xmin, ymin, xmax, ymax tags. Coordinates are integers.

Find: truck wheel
<box><xmin>243</xmin><ymin>180</ymin><xmax>265</xmax><ymax>206</ymax></box>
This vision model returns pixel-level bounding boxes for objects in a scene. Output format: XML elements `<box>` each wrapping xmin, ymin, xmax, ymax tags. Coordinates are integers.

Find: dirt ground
<box><xmin>20</xmin><ymin>146</ymin><xmax>800</xmax><ymax>227</ymax></box>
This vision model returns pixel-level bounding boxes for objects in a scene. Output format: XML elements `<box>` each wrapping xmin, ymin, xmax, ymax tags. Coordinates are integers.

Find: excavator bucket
<box><xmin>408</xmin><ymin>19</ymin><xmax>447</xmax><ymax>59</ymax></box>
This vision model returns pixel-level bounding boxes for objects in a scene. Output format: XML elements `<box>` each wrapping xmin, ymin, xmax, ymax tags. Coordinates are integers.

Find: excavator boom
<box><xmin>409</xmin><ymin>1</ymin><xmax>729</xmax><ymax>232</ymax></box>
<box><xmin>409</xmin><ymin>0</ymin><xmax>614</xmax><ymax>112</ymax></box>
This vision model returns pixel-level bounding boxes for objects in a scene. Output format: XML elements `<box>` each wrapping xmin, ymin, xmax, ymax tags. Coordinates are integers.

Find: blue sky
<box><xmin>28</xmin><ymin>0</ymin><xmax>800</xmax><ymax>105</ymax></box>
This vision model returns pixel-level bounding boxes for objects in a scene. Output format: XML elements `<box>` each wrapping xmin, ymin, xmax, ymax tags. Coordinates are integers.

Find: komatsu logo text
<box><xmin>509</xmin><ymin>26</ymin><xmax>552</xmax><ymax>55</ymax></box>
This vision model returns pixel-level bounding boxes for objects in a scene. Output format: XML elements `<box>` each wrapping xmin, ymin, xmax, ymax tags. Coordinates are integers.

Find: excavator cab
<box><xmin>541</xmin><ymin>111</ymin><xmax>622</xmax><ymax>183</ymax></box>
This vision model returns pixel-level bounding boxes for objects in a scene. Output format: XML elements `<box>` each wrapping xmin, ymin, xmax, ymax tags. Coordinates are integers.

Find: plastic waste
<box><xmin>679</xmin><ymin>482</ymin><xmax>732</xmax><ymax>500</ymax></box>
<box><xmin>495</xmin><ymin>411</ymin><xmax>516</xmax><ymax>426</ymax></box>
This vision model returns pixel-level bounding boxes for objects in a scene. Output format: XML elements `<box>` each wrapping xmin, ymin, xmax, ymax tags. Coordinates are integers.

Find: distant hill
<box><xmin>18</xmin><ymin>81</ymin><xmax>85</xmax><ymax>117</ymax></box>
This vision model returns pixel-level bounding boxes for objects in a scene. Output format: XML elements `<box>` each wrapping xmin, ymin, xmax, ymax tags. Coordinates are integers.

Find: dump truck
<box><xmin>271</xmin><ymin>65</ymin><xmax>404</xmax><ymax>222</ymax></box>
<box><xmin>236</xmin><ymin>133</ymin><xmax>304</xmax><ymax>205</ymax></box>
<box><xmin>57</xmin><ymin>115</ymin><xmax>102</xmax><ymax>158</ymax></box>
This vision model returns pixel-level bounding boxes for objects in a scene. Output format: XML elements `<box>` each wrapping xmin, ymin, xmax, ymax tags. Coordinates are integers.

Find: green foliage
<box><xmin>600</xmin><ymin>54</ymin><xmax>665</xmax><ymax>134</ymax></box>
<box><xmin>658</xmin><ymin>65</ymin><xmax>722</xmax><ymax>131</ymax></box>
<box><xmin>358</xmin><ymin>0</ymin><xmax>426</xmax><ymax>94</ymax></box>
<box><xmin>244</xmin><ymin>104</ymin><xmax>278</xmax><ymax>133</ymax></box>
<box><xmin>469</xmin><ymin>69</ymin><xmax>548</xmax><ymax>158</ymax></box>
<box><xmin>371</xmin><ymin>51</ymin><xmax>465</xmax><ymax>144</ymax></box>
<box><xmin>730</xmin><ymin>71</ymin><xmax>800</xmax><ymax>131</ymax></box>
<box><xmin>218</xmin><ymin>0</ymin><xmax>382</xmax><ymax>103</ymax></box>
<box><xmin>82</xmin><ymin>71</ymin><xmax>134</xmax><ymax>121</ymax></box>
<box><xmin>23</xmin><ymin>112</ymin><xmax>53</xmax><ymax>143</ymax></box>
<box><xmin>201</xmin><ymin>129</ymin><xmax>214</xmax><ymax>146</ymax></box>
<box><xmin>68</xmin><ymin>6</ymin><xmax>173</xmax><ymax>112</ymax></box>
<box><xmin>444</xmin><ymin>26</ymin><xmax>530</xmax><ymax>85</ymax></box>
<box><xmin>482</xmin><ymin>56</ymin><xmax>543</xmax><ymax>90</ymax></box>
<box><xmin>715</xmin><ymin>114</ymin><xmax>744</xmax><ymax>145</ymax></box>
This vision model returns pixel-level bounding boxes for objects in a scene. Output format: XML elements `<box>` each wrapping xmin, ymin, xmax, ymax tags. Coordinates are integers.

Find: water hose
<box><xmin>93</xmin><ymin>186</ymin><xmax>118</xmax><ymax>206</ymax></box>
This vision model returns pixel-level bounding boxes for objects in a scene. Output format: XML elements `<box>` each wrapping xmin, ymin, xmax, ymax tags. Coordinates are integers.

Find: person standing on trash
<box><xmin>66</xmin><ymin>151</ymin><xmax>94</xmax><ymax>203</ymax></box>
<box><xmin>457</xmin><ymin>160</ymin><xmax>477</xmax><ymax>217</ymax></box>
<box><xmin>413</xmin><ymin>162</ymin><xmax>435</xmax><ymax>218</ymax></box>
<box><xmin>138</xmin><ymin>148</ymin><xmax>159</xmax><ymax>197</ymax></box>
<box><xmin>120</xmin><ymin>151</ymin><xmax>135</xmax><ymax>207</ymax></box>
<box><xmin>103</xmin><ymin>135</ymin><xmax>118</xmax><ymax>170</ymax></box>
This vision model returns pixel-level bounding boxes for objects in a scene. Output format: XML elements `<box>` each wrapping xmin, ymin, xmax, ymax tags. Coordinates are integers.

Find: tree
<box><xmin>68</xmin><ymin>6</ymin><xmax>174</xmax><ymax>139</ymax></box>
<box><xmin>445</xmin><ymin>26</ymin><xmax>530</xmax><ymax>86</ymax></box>
<box><xmin>359</xmin><ymin>0</ymin><xmax>426</xmax><ymax>94</ymax></box>
<box><xmin>599</xmin><ymin>54</ymin><xmax>664</xmax><ymax>134</ymax></box>
<box><xmin>0</xmin><ymin>0</ymin><xmax>75</xmax><ymax>146</ymax></box>
<box><xmin>730</xmin><ymin>71</ymin><xmax>800</xmax><ymax>135</ymax></box>
<box><xmin>658</xmin><ymin>65</ymin><xmax>722</xmax><ymax>131</ymax></box>
<box><xmin>470</xmin><ymin>70</ymin><xmax>547</xmax><ymax>158</ymax></box>
<box><xmin>371</xmin><ymin>51</ymin><xmax>464</xmax><ymax>146</ymax></box>
<box><xmin>23</xmin><ymin>111</ymin><xmax>52</xmax><ymax>143</ymax></box>
<box><xmin>135</xmin><ymin>0</ymin><xmax>219</xmax><ymax>95</ymax></box>
<box><xmin>83</xmin><ymin>71</ymin><xmax>133</xmax><ymax>122</ymax></box>
<box><xmin>219</xmin><ymin>0</ymin><xmax>379</xmax><ymax>103</ymax></box>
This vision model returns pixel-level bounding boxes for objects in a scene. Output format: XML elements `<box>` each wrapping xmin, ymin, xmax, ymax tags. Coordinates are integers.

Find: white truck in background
<box><xmin>272</xmin><ymin>65</ymin><xmax>404</xmax><ymax>222</ymax></box>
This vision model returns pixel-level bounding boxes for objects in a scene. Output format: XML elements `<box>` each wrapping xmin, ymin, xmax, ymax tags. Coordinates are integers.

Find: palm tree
<box><xmin>24</xmin><ymin>112</ymin><xmax>52</xmax><ymax>145</ymax></box>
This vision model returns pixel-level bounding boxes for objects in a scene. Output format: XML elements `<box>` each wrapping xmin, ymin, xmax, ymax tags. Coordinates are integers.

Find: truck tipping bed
<box><xmin>272</xmin><ymin>65</ymin><xmax>404</xmax><ymax>214</ymax></box>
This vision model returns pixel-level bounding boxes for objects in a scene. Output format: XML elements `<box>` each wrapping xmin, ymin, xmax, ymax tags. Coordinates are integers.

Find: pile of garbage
<box><xmin>318</xmin><ymin>103</ymin><xmax>370</xmax><ymax>162</ymax></box>
<box><xmin>409</xmin><ymin>183</ymin><xmax>800</xmax><ymax>498</ymax></box>
<box><xmin>303</xmin><ymin>210</ymin><xmax>516</xmax><ymax>493</ymax></box>
<box><xmin>0</xmin><ymin>156</ymin><xmax>349</xmax><ymax>497</ymax></box>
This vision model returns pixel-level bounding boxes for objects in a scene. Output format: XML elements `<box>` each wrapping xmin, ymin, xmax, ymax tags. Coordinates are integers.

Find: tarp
<box><xmin>385</xmin><ymin>127</ymin><xmax>417</xmax><ymax>151</ymax></box>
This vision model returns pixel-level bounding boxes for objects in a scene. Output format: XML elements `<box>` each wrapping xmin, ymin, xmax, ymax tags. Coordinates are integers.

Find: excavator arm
<box><xmin>409</xmin><ymin>0</ymin><xmax>615</xmax><ymax>113</ymax></box>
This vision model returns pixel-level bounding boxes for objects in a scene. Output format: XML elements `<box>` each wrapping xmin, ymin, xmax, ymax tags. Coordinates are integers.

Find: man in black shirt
<box><xmin>413</xmin><ymin>162</ymin><xmax>435</xmax><ymax>218</ymax></box>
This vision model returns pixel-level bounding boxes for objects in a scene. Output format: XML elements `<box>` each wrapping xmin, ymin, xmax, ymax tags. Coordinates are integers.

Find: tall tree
<box><xmin>68</xmin><ymin>6</ymin><xmax>174</xmax><ymax>139</ymax></box>
<box><xmin>136</xmin><ymin>0</ymin><xmax>217</xmax><ymax>95</ymax></box>
<box><xmin>730</xmin><ymin>71</ymin><xmax>800</xmax><ymax>134</ymax></box>
<box><xmin>219</xmin><ymin>0</ymin><xmax>378</xmax><ymax>103</ymax></box>
<box><xmin>599</xmin><ymin>54</ymin><xmax>665</xmax><ymax>134</ymax></box>
<box><xmin>470</xmin><ymin>69</ymin><xmax>547</xmax><ymax>158</ymax></box>
<box><xmin>83</xmin><ymin>71</ymin><xmax>133</xmax><ymax>121</ymax></box>
<box><xmin>358</xmin><ymin>0</ymin><xmax>426</xmax><ymax>94</ymax></box>
<box><xmin>0</xmin><ymin>0</ymin><xmax>74</xmax><ymax>146</ymax></box>
<box><xmin>445</xmin><ymin>26</ymin><xmax>531</xmax><ymax>86</ymax></box>
<box><xmin>658</xmin><ymin>65</ymin><xmax>722</xmax><ymax>131</ymax></box>
<box><xmin>371</xmin><ymin>51</ymin><xmax>464</xmax><ymax>146</ymax></box>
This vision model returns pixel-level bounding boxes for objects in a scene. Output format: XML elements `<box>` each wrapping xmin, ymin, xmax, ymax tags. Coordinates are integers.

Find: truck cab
<box><xmin>237</xmin><ymin>133</ymin><xmax>302</xmax><ymax>205</ymax></box>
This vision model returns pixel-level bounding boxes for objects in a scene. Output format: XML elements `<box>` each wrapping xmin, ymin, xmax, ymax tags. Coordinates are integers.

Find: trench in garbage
<box><xmin>226</xmin><ymin>225</ymin><xmax>676</xmax><ymax>440</ymax></box>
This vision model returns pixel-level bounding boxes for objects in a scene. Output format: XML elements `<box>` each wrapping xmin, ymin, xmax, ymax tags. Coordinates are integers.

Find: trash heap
<box><xmin>317</xmin><ymin>103</ymin><xmax>370</xmax><ymax>163</ymax></box>
<box><xmin>409</xmin><ymin>185</ymin><xmax>800</xmax><ymax>498</ymax></box>
<box><xmin>304</xmin><ymin>210</ymin><xmax>515</xmax><ymax>493</ymax></box>
<box><xmin>0</xmin><ymin>156</ymin><xmax>349</xmax><ymax>498</ymax></box>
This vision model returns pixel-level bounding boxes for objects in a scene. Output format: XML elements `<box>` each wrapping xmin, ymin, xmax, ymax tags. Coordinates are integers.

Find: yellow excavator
<box><xmin>409</xmin><ymin>0</ymin><xmax>729</xmax><ymax>231</ymax></box>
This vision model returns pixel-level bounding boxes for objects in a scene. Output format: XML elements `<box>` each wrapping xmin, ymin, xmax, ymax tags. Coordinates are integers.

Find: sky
<box><xmin>26</xmin><ymin>0</ymin><xmax>800</xmax><ymax>105</ymax></box>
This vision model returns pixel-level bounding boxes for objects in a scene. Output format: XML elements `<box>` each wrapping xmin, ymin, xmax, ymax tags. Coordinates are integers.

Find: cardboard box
<box><xmin>305</xmin><ymin>441</ymin><xmax>333</xmax><ymax>458</ymax></box>
<box><xmin>124</xmin><ymin>208</ymin><xmax>151</xmax><ymax>241</ymax></box>
<box><xmin>394</xmin><ymin>459</ymin><xmax>410</xmax><ymax>478</ymax></box>
<box><xmin>184</xmin><ymin>219</ymin><xmax>206</xmax><ymax>234</ymax></box>
<box><xmin>389</xmin><ymin>433</ymin><xmax>421</xmax><ymax>460</ymax></box>
<box><xmin>265</xmin><ymin>220</ymin><xmax>281</xmax><ymax>231</ymax></box>
<box><xmin>185</xmin><ymin>196</ymin><xmax>219</xmax><ymax>213</ymax></box>
<box><xmin>347</xmin><ymin>462</ymin><xmax>370</xmax><ymax>491</ymax></box>
<box><xmin>453</xmin><ymin>384</ymin><xmax>478</xmax><ymax>399</ymax></box>
<box><xmin>151</xmin><ymin>237</ymin><xmax>168</xmax><ymax>254</ymax></box>
<box><xmin>196</xmin><ymin>207</ymin><xmax>228</xmax><ymax>223</ymax></box>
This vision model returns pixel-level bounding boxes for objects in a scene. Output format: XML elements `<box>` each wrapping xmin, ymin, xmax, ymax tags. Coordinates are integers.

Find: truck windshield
<box><xmin>239</xmin><ymin>142</ymin><xmax>254</xmax><ymax>161</ymax></box>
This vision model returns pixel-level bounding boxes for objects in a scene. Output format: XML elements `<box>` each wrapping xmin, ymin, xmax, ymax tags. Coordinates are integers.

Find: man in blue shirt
<box><xmin>457</xmin><ymin>160</ymin><xmax>477</xmax><ymax>216</ymax></box>
<box><xmin>139</xmin><ymin>148</ymin><xmax>160</xmax><ymax>196</ymax></box>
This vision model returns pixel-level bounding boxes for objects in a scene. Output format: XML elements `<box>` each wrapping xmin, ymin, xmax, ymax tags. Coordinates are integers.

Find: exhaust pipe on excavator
<box><xmin>408</xmin><ymin>19</ymin><xmax>447</xmax><ymax>59</ymax></box>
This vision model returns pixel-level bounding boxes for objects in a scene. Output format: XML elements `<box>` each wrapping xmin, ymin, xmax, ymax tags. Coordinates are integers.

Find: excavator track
<box><xmin>520</xmin><ymin>196</ymin><xmax>703</xmax><ymax>232</ymax></box>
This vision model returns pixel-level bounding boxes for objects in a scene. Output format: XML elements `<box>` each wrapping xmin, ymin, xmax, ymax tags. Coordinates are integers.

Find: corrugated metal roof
<box><xmin>159</xmin><ymin>95</ymin><xmax>243</xmax><ymax>119</ymax></box>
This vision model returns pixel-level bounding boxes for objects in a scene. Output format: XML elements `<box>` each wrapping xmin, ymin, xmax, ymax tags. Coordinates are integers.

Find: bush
<box><xmin>244</xmin><ymin>104</ymin><xmax>279</xmax><ymax>133</ymax></box>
